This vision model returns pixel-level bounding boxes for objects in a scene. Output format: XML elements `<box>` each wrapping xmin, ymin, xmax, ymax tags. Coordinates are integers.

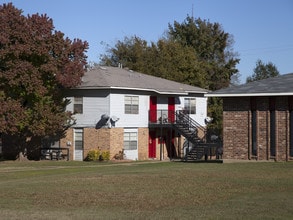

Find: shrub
<box><xmin>85</xmin><ymin>149</ymin><xmax>100</xmax><ymax>161</ymax></box>
<box><xmin>101</xmin><ymin>151</ymin><xmax>110</xmax><ymax>161</ymax></box>
<box><xmin>85</xmin><ymin>149</ymin><xmax>110</xmax><ymax>161</ymax></box>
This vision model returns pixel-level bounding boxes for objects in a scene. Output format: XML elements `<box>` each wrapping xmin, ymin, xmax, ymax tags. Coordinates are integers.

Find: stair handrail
<box><xmin>174</xmin><ymin>110</ymin><xmax>207</xmax><ymax>143</ymax></box>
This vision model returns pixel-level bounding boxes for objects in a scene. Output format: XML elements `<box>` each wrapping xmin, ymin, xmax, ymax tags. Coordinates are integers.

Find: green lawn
<box><xmin>0</xmin><ymin>160</ymin><xmax>292</xmax><ymax>219</ymax></box>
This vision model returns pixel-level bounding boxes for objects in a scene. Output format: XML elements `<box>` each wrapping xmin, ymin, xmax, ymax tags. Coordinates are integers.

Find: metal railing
<box><xmin>149</xmin><ymin>110</ymin><xmax>175</xmax><ymax>124</ymax></box>
<box><xmin>148</xmin><ymin>110</ymin><xmax>222</xmax><ymax>161</ymax></box>
<box><xmin>174</xmin><ymin>110</ymin><xmax>206</xmax><ymax>142</ymax></box>
<box><xmin>149</xmin><ymin>110</ymin><xmax>206</xmax><ymax>142</ymax></box>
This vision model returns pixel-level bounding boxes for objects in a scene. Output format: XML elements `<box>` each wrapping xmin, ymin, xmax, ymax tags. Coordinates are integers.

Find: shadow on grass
<box><xmin>172</xmin><ymin>159</ymin><xmax>223</xmax><ymax>163</ymax></box>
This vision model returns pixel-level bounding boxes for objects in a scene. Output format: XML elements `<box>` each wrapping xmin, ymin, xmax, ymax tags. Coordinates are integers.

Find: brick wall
<box><xmin>83</xmin><ymin>127</ymin><xmax>127</xmax><ymax>160</ymax></box>
<box><xmin>61</xmin><ymin>127</ymin><xmax>150</xmax><ymax>161</ymax></box>
<box><xmin>109</xmin><ymin>128</ymin><xmax>124</xmax><ymax>159</ymax></box>
<box><xmin>223</xmin><ymin>97</ymin><xmax>250</xmax><ymax>160</ymax></box>
<box><xmin>138</xmin><ymin>127</ymin><xmax>149</xmax><ymax>160</ymax></box>
<box><xmin>257</xmin><ymin>97</ymin><xmax>269</xmax><ymax>160</ymax></box>
<box><xmin>276</xmin><ymin>97</ymin><xmax>289</xmax><ymax>161</ymax></box>
<box><xmin>60</xmin><ymin>128</ymin><xmax>73</xmax><ymax>160</ymax></box>
<box><xmin>223</xmin><ymin>96</ymin><xmax>292</xmax><ymax>161</ymax></box>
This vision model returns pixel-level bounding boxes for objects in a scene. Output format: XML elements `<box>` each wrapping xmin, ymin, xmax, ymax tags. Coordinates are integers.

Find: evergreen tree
<box><xmin>246</xmin><ymin>59</ymin><xmax>280</xmax><ymax>83</ymax></box>
<box><xmin>100</xmin><ymin>15</ymin><xmax>240</xmax><ymax>136</ymax></box>
<box><xmin>167</xmin><ymin>16</ymin><xmax>239</xmax><ymax>90</ymax></box>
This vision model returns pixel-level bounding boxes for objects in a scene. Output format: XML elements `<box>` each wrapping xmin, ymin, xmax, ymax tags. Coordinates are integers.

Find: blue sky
<box><xmin>2</xmin><ymin>0</ymin><xmax>293</xmax><ymax>83</ymax></box>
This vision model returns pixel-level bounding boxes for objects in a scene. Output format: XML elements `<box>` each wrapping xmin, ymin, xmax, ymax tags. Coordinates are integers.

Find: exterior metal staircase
<box><xmin>172</xmin><ymin>111</ymin><xmax>208</xmax><ymax>161</ymax></box>
<box><xmin>173</xmin><ymin>111</ymin><xmax>206</xmax><ymax>144</ymax></box>
<box><xmin>149</xmin><ymin>110</ymin><xmax>222</xmax><ymax>161</ymax></box>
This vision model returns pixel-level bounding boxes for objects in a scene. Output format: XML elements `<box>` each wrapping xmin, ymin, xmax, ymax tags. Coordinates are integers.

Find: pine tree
<box><xmin>246</xmin><ymin>59</ymin><xmax>280</xmax><ymax>83</ymax></box>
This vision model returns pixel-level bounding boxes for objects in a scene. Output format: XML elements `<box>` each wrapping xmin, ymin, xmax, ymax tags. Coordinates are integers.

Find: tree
<box><xmin>167</xmin><ymin>16</ymin><xmax>240</xmax><ymax>90</ymax></box>
<box><xmin>100</xmin><ymin>15</ymin><xmax>240</xmax><ymax>136</ymax></box>
<box><xmin>0</xmin><ymin>3</ymin><xmax>88</xmax><ymax>159</ymax></box>
<box><xmin>167</xmin><ymin>16</ymin><xmax>240</xmax><ymax>136</ymax></box>
<box><xmin>246</xmin><ymin>59</ymin><xmax>280</xmax><ymax>83</ymax></box>
<box><xmin>101</xmin><ymin>16</ymin><xmax>240</xmax><ymax>91</ymax></box>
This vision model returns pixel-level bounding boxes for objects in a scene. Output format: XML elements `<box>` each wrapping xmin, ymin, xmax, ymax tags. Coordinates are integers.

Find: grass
<box><xmin>0</xmin><ymin>160</ymin><xmax>292</xmax><ymax>219</ymax></box>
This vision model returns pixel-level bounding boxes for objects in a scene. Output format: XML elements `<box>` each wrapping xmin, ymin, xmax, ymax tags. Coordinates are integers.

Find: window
<box><xmin>74</xmin><ymin>129</ymin><xmax>83</xmax><ymax>150</ymax></box>
<box><xmin>184</xmin><ymin>98</ymin><xmax>196</xmax><ymax>114</ymax></box>
<box><xmin>74</xmin><ymin>97</ymin><xmax>83</xmax><ymax>114</ymax></box>
<box><xmin>125</xmin><ymin>96</ymin><xmax>139</xmax><ymax>114</ymax></box>
<box><xmin>124</xmin><ymin>132</ymin><xmax>137</xmax><ymax>150</ymax></box>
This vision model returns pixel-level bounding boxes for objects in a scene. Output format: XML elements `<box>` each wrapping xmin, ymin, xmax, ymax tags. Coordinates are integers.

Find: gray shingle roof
<box><xmin>77</xmin><ymin>66</ymin><xmax>208</xmax><ymax>95</ymax></box>
<box><xmin>206</xmin><ymin>73</ymin><xmax>293</xmax><ymax>97</ymax></box>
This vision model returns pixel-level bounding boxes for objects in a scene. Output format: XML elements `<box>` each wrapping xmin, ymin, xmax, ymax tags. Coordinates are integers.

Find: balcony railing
<box><xmin>149</xmin><ymin>110</ymin><xmax>175</xmax><ymax>124</ymax></box>
<box><xmin>149</xmin><ymin>110</ymin><xmax>207</xmax><ymax>141</ymax></box>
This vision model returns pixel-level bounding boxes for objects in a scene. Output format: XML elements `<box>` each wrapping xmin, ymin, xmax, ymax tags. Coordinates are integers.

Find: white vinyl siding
<box><xmin>67</xmin><ymin>91</ymin><xmax>110</xmax><ymax>127</ymax></box>
<box><xmin>66</xmin><ymin>91</ymin><xmax>207</xmax><ymax>129</ymax></box>
<box><xmin>110</xmin><ymin>93</ymin><xmax>149</xmax><ymax>128</ymax></box>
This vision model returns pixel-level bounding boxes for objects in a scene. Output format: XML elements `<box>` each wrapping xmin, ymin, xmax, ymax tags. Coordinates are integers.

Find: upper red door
<box><xmin>149</xmin><ymin>96</ymin><xmax>157</xmax><ymax>123</ymax></box>
<box><xmin>168</xmin><ymin>97</ymin><xmax>175</xmax><ymax>123</ymax></box>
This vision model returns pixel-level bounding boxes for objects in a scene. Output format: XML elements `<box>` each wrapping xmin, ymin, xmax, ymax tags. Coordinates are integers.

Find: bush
<box><xmin>85</xmin><ymin>149</ymin><xmax>110</xmax><ymax>161</ymax></box>
<box><xmin>101</xmin><ymin>151</ymin><xmax>110</xmax><ymax>161</ymax></box>
<box><xmin>85</xmin><ymin>149</ymin><xmax>100</xmax><ymax>161</ymax></box>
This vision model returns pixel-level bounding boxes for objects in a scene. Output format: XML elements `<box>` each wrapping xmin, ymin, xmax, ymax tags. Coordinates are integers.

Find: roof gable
<box><xmin>206</xmin><ymin>73</ymin><xmax>293</xmax><ymax>97</ymax></box>
<box><xmin>77</xmin><ymin>66</ymin><xmax>208</xmax><ymax>95</ymax></box>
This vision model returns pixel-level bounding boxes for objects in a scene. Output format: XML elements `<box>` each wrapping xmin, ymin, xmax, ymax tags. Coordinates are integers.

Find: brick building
<box><xmin>58</xmin><ymin>66</ymin><xmax>208</xmax><ymax>161</ymax></box>
<box><xmin>206</xmin><ymin>73</ymin><xmax>293</xmax><ymax>161</ymax></box>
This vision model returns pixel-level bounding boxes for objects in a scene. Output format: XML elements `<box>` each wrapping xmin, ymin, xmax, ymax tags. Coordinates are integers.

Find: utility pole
<box><xmin>192</xmin><ymin>4</ymin><xmax>194</xmax><ymax>19</ymax></box>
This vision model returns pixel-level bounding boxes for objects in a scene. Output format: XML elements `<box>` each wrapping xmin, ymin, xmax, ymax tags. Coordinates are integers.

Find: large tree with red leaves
<box><xmin>0</xmin><ymin>3</ymin><xmax>88</xmax><ymax>159</ymax></box>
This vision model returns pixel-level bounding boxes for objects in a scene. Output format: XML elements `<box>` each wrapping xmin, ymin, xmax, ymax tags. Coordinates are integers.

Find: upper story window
<box><xmin>125</xmin><ymin>96</ymin><xmax>139</xmax><ymax>114</ymax></box>
<box><xmin>184</xmin><ymin>98</ymin><xmax>196</xmax><ymax>114</ymax></box>
<box><xmin>74</xmin><ymin>97</ymin><xmax>83</xmax><ymax>114</ymax></box>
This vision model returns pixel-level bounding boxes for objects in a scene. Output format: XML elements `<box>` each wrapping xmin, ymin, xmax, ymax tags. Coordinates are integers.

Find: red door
<box><xmin>149</xmin><ymin>131</ymin><xmax>156</xmax><ymax>158</ymax></box>
<box><xmin>168</xmin><ymin>97</ymin><xmax>175</xmax><ymax>123</ymax></box>
<box><xmin>149</xmin><ymin>96</ymin><xmax>157</xmax><ymax>123</ymax></box>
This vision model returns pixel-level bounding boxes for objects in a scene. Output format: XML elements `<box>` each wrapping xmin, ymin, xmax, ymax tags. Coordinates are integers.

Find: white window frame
<box><xmin>124</xmin><ymin>96</ymin><xmax>139</xmax><ymax>114</ymax></box>
<box><xmin>184</xmin><ymin>98</ymin><xmax>196</xmax><ymax>114</ymax></box>
<box><xmin>124</xmin><ymin>131</ymin><xmax>138</xmax><ymax>150</ymax></box>
<box><xmin>74</xmin><ymin>129</ymin><xmax>84</xmax><ymax>150</ymax></box>
<box><xmin>74</xmin><ymin>97</ymin><xmax>83</xmax><ymax>114</ymax></box>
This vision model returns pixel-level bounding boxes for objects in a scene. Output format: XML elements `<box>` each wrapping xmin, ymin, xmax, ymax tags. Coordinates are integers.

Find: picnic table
<box><xmin>41</xmin><ymin>147</ymin><xmax>69</xmax><ymax>161</ymax></box>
